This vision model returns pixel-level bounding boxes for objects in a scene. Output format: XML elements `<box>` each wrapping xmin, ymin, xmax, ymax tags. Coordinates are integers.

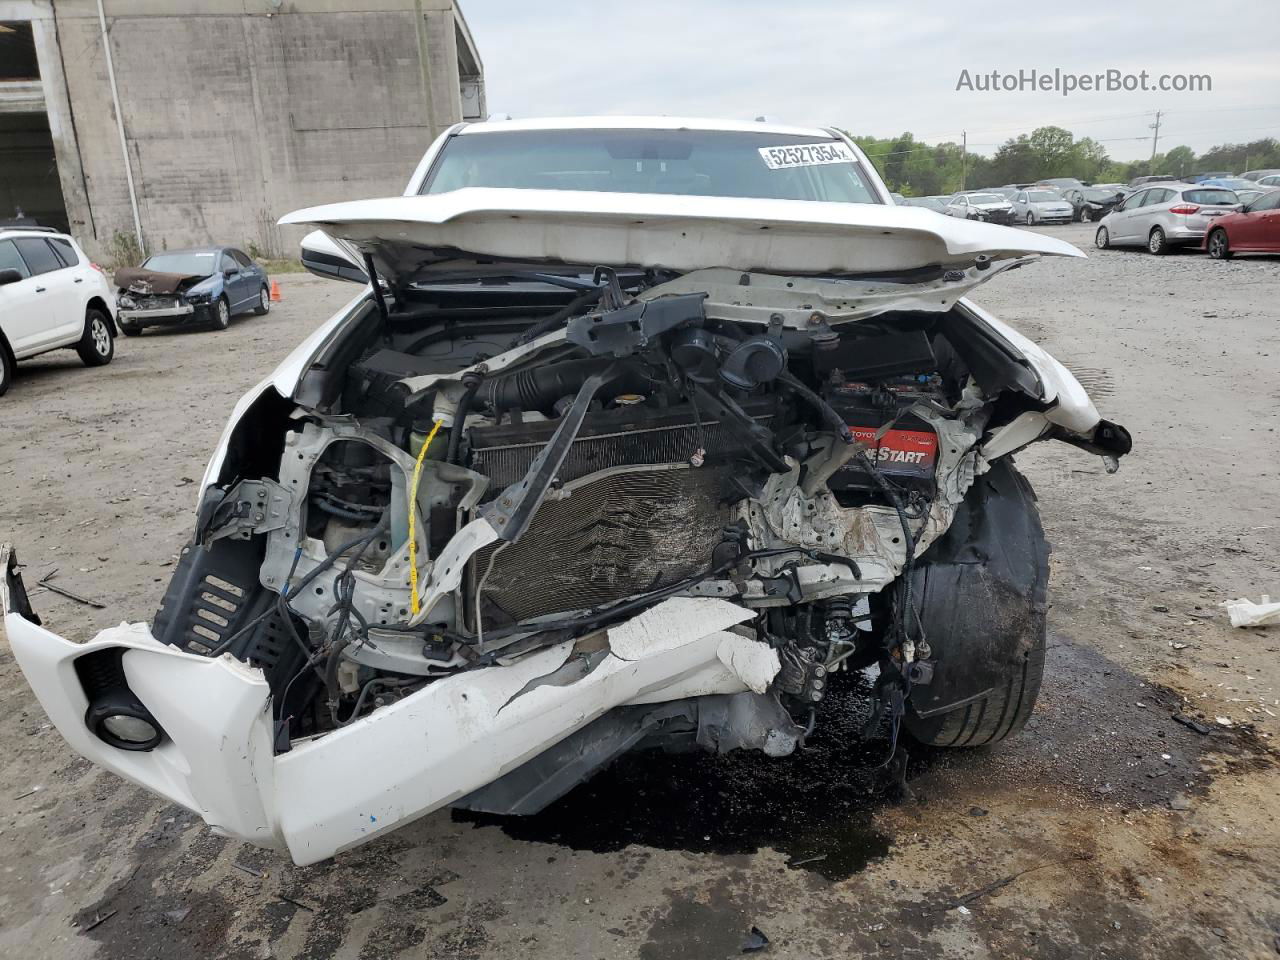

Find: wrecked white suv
<box><xmin>4</xmin><ymin>118</ymin><xmax>1130</xmax><ymax>865</ymax></box>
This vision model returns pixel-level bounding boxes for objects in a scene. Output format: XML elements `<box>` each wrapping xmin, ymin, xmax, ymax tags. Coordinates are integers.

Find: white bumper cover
<box><xmin>4</xmin><ymin>594</ymin><xmax>769</xmax><ymax>865</ymax></box>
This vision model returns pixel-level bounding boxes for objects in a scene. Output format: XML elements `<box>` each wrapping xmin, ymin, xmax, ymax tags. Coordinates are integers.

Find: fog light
<box><xmin>88</xmin><ymin>699</ymin><xmax>164</xmax><ymax>751</ymax></box>
<box><xmin>101</xmin><ymin>713</ymin><xmax>160</xmax><ymax>746</ymax></box>
<box><xmin>76</xmin><ymin>648</ymin><xmax>165</xmax><ymax>751</ymax></box>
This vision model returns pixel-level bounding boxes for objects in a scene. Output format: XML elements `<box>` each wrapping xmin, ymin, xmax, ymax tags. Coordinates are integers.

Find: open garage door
<box><xmin>0</xmin><ymin>22</ymin><xmax>69</xmax><ymax>233</ymax></box>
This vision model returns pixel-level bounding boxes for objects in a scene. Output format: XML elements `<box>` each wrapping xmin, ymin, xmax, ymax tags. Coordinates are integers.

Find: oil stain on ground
<box><xmin>455</xmin><ymin>683</ymin><xmax>898</xmax><ymax>881</ymax></box>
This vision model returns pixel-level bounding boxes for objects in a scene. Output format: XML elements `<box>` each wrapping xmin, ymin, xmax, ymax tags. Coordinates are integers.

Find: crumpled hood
<box><xmin>280</xmin><ymin>187</ymin><xmax>1083</xmax><ymax>287</ymax></box>
<box><xmin>114</xmin><ymin>266</ymin><xmax>210</xmax><ymax>295</ymax></box>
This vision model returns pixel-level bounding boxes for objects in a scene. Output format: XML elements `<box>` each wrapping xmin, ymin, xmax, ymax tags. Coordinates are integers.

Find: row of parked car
<box><xmin>900</xmin><ymin>169</ymin><xmax>1280</xmax><ymax>258</ymax></box>
<box><xmin>0</xmin><ymin>225</ymin><xmax>273</xmax><ymax>396</ymax></box>
<box><xmin>903</xmin><ymin>180</ymin><xmax>1133</xmax><ymax>225</ymax></box>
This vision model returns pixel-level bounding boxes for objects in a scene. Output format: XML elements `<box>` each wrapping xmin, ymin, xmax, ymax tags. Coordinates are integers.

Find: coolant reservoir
<box><xmin>409</xmin><ymin>413</ymin><xmax>453</xmax><ymax>460</ymax></box>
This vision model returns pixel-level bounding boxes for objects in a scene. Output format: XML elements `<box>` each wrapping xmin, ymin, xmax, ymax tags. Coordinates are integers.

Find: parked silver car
<box><xmin>1094</xmin><ymin>183</ymin><xmax>1240</xmax><ymax>254</ymax></box>
<box><xmin>1011</xmin><ymin>188</ymin><xmax>1075</xmax><ymax>225</ymax></box>
<box><xmin>1240</xmin><ymin>168</ymin><xmax>1280</xmax><ymax>183</ymax></box>
<box><xmin>943</xmin><ymin>192</ymin><xmax>1016</xmax><ymax>224</ymax></box>
<box><xmin>900</xmin><ymin>195</ymin><xmax>951</xmax><ymax>213</ymax></box>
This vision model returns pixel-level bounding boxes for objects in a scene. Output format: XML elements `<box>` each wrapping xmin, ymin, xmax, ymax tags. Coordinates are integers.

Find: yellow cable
<box><xmin>407</xmin><ymin>419</ymin><xmax>445</xmax><ymax>616</ymax></box>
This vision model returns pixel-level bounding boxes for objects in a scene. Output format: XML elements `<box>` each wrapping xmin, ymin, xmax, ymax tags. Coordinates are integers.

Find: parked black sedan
<box><xmin>114</xmin><ymin>246</ymin><xmax>271</xmax><ymax>334</ymax></box>
<box><xmin>1064</xmin><ymin>186</ymin><xmax>1127</xmax><ymax>223</ymax></box>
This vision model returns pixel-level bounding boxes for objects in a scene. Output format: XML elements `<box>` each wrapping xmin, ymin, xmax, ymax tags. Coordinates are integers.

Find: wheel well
<box><xmin>1208</xmin><ymin>226</ymin><xmax>1228</xmax><ymax>243</ymax></box>
<box><xmin>1149</xmin><ymin>224</ymin><xmax>1164</xmax><ymax>237</ymax></box>
<box><xmin>86</xmin><ymin>296</ymin><xmax>117</xmax><ymax>336</ymax></box>
<box><xmin>0</xmin><ymin>328</ymin><xmax>14</xmax><ymax>366</ymax></box>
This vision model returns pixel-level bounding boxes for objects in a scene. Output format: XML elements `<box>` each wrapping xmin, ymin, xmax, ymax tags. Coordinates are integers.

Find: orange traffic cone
<box><xmin>270</xmin><ymin>279</ymin><xmax>283</xmax><ymax>302</ymax></box>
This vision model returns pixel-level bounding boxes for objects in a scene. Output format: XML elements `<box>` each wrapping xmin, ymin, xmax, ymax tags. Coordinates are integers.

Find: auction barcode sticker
<box><xmin>758</xmin><ymin>142</ymin><xmax>856</xmax><ymax>170</ymax></box>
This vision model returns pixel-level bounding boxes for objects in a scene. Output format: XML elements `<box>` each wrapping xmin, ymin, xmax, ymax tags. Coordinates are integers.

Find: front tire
<box><xmin>1207</xmin><ymin>229</ymin><xmax>1233</xmax><ymax>260</ymax></box>
<box><xmin>1094</xmin><ymin>226</ymin><xmax>1110</xmax><ymax>249</ymax></box>
<box><xmin>211</xmin><ymin>296</ymin><xmax>231</xmax><ymax>331</ymax></box>
<box><xmin>76</xmin><ymin>308</ymin><xmax>115</xmax><ymax>366</ymax></box>
<box><xmin>1024</xmin><ymin>211</ymin><xmax>1036</xmax><ymax>226</ymax></box>
<box><xmin>0</xmin><ymin>342</ymin><xmax>13</xmax><ymax>397</ymax></box>
<box><xmin>1148</xmin><ymin>227</ymin><xmax>1168</xmax><ymax>255</ymax></box>
<box><xmin>252</xmin><ymin>285</ymin><xmax>270</xmax><ymax>316</ymax></box>
<box><xmin>904</xmin><ymin>460</ymin><xmax>1049</xmax><ymax>748</ymax></box>
<box><xmin>1081</xmin><ymin>207</ymin><xmax>1093</xmax><ymax>223</ymax></box>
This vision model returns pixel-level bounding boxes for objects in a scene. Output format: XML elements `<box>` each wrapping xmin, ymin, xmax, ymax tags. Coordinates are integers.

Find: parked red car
<box><xmin>1204</xmin><ymin>189</ymin><xmax>1280</xmax><ymax>258</ymax></box>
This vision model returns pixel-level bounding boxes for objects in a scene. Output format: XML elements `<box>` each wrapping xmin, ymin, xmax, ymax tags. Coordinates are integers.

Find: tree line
<box><xmin>842</xmin><ymin>127</ymin><xmax>1280</xmax><ymax>197</ymax></box>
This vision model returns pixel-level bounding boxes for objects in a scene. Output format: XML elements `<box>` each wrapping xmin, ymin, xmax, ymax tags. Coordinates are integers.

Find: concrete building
<box><xmin>0</xmin><ymin>0</ymin><xmax>483</xmax><ymax>262</ymax></box>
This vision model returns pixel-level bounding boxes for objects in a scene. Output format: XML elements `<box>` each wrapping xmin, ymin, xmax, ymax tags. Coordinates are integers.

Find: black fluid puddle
<box><xmin>454</xmin><ymin>682</ymin><xmax>904</xmax><ymax>881</ymax></box>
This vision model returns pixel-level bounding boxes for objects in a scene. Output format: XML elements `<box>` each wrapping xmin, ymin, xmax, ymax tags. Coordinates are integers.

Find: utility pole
<box><xmin>1149</xmin><ymin>110</ymin><xmax>1163</xmax><ymax>167</ymax></box>
<box><xmin>960</xmin><ymin>130</ymin><xmax>967</xmax><ymax>191</ymax></box>
<box><xmin>413</xmin><ymin>0</ymin><xmax>439</xmax><ymax>141</ymax></box>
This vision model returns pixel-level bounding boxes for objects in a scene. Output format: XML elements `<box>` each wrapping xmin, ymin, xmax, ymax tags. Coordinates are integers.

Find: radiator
<box><xmin>470</xmin><ymin>465</ymin><xmax>733</xmax><ymax>629</ymax></box>
<box><xmin>467</xmin><ymin>402</ymin><xmax>772</xmax><ymax>497</ymax></box>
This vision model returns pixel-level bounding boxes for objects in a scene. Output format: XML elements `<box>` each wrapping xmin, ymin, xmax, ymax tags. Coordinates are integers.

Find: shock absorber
<box><xmin>822</xmin><ymin>596</ymin><xmax>859</xmax><ymax>671</ymax></box>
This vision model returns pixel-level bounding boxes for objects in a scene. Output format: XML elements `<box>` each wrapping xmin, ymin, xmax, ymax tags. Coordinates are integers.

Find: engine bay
<box><xmin>154</xmin><ymin>264</ymin><xmax>1072</xmax><ymax>759</ymax></box>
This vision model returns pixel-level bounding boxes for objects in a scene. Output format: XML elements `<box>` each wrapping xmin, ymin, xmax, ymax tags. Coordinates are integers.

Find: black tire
<box><xmin>1024</xmin><ymin>211</ymin><xmax>1035</xmax><ymax>226</ymax></box>
<box><xmin>1148</xmin><ymin>227</ymin><xmax>1168</xmax><ymax>255</ymax></box>
<box><xmin>76</xmin><ymin>308</ymin><xmax>115</xmax><ymax>366</ymax></box>
<box><xmin>118</xmin><ymin>319</ymin><xmax>141</xmax><ymax>337</ymax></box>
<box><xmin>0</xmin><ymin>340</ymin><xmax>13</xmax><ymax>397</ymax></box>
<box><xmin>1207</xmin><ymin>229</ymin><xmax>1232</xmax><ymax>260</ymax></box>
<box><xmin>210</xmin><ymin>295</ymin><xmax>231</xmax><ymax>331</ymax></box>
<box><xmin>1094</xmin><ymin>226</ymin><xmax>1110</xmax><ymax>249</ymax></box>
<box><xmin>252</xmin><ymin>285</ymin><xmax>270</xmax><ymax>316</ymax></box>
<box><xmin>1081</xmin><ymin>207</ymin><xmax>1092</xmax><ymax>223</ymax></box>
<box><xmin>904</xmin><ymin>459</ymin><xmax>1049</xmax><ymax>748</ymax></box>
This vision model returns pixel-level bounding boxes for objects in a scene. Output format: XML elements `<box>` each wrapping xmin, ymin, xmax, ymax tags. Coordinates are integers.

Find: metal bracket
<box><xmin>201</xmin><ymin>479</ymin><xmax>293</xmax><ymax>545</ymax></box>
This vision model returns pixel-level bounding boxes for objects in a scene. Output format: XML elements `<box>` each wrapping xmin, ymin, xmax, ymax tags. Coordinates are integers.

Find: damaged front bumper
<box><xmin>118</xmin><ymin>304</ymin><xmax>196</xmax><ymax>321</ymax></box>
<box><xmin>3</xmin><ymin>545</ymin><xmax>788</xmax><ymax>865</ymax></box>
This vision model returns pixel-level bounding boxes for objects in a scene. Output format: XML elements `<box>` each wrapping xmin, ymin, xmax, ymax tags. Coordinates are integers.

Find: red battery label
<box><xmin>849</xmin><ymin>426</ymin><xmax>938</xmax><ymax>475</ymax></box>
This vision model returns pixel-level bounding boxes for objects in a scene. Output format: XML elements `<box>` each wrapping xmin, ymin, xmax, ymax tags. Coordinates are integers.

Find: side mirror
<box><xmin>223</xmin><ymin>266</ymin><xmax>236</xmax><ymax>276</ymax></box>
<box><xmin>0</xmin><ymin>268</ymin><xmax>24</xmax><ymax>286</ymax></box>
<box><xmin>300</xmin><ymin>230</ymin><xmax>369</xmax><ymax>284</ymax></box>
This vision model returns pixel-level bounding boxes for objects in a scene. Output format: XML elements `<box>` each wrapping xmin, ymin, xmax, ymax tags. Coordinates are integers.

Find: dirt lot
<box><xmin>2</xmin><ymin>225</ymin><xmax>1278</xmax><ymax>960</ymax></box>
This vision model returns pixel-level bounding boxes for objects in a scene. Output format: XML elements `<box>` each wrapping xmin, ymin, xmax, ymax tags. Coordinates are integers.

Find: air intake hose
<box><xmin>483</xmin><ymin>358</ymin><xmax>647</xmax><ymax>414</ymax></box>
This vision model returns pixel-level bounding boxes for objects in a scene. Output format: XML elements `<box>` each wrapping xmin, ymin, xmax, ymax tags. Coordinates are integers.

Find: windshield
<box><xmin>142</xmin><ymin>252</ymin><xmax>215</xmax><ymax>276</ymax></box>
<box><xmin>966</xmin><ymin>194</ymin><xmax>1005</xmax><ymax>204</ymax></box>
<box><xmin>1026</xmin><ymin>190</ymin><xmax>1060</xmax><ymax>202</ymax></box>
<box><xmin>1084</xmin><ymin>189</ymin><xmax>1119</xmax><ymax>201</ymax></box>
<box><xmin>421</xmin><ymin>129</ymin><xmax>880</xmax><ymax>204</ymax></box>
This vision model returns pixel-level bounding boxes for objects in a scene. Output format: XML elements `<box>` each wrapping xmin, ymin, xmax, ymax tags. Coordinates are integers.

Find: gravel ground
<box><xmin>1</xmin><ymin>227</ymin><xmax>1278</xmax><ymax>960</ymax></box>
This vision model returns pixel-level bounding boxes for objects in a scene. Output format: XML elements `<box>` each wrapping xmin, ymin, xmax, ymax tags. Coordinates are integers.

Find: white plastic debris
<box><xmin>1221</xmin><ymin>595</ymin><xmax>1280</xmax><ymax>628</ymax></box>
<box><xmin>716</xmin><ymin>634</ymin><xmax>782</xmax><ymax>694</ymax></box>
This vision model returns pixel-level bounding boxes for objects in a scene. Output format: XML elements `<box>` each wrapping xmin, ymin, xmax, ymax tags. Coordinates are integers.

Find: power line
<box><xmin>915</xmin><ymin>110</ymin><xmax>1159</xmax><ymax>142</ymax></box>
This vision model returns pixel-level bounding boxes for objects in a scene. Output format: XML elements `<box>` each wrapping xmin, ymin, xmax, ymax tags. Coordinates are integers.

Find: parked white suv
<box><xmin>0</xmin><ymin>227</ymin><xmax>117</xmax><ymax>396</ymax></box>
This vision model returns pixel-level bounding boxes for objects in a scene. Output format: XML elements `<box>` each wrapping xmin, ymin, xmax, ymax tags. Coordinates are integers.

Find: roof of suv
<box><xmin>455</xmin><ymin>115</ymin><xmax>840</xmax><ymax>139</ymax></box>
<box><xmin>0</xmin><ymin>226</ymin><xmax>68</xmax><ymax>240</ymax></box>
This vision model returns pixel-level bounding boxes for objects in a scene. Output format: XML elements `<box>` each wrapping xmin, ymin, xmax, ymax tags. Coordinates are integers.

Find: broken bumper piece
<box><xmin>3</xmin><ymin>550</ymin><xmax>786</xmax><ymax>865</ymax></box>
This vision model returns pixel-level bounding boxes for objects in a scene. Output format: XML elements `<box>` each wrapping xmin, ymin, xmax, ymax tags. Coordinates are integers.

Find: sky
<box><xmin>460</xmin><ymin>0</ymin><xmax>1280</xmax><ymax>162</ymax></box>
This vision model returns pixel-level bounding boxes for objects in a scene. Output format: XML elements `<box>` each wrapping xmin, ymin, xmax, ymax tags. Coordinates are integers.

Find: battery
<box><xmin>823</xmin><ymin>376</ymin><xmax>942</xmax><ymax>497</ymax></box>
